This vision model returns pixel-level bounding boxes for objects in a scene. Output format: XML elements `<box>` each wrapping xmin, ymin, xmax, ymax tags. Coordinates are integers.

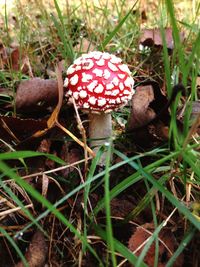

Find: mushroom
<box><xmin>64</xmin><ymin>51</ymin><xmax>135</xmax><ymax>165</ymax></box>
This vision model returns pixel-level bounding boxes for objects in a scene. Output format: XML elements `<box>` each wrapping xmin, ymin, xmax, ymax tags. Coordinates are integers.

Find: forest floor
<box><xmin>0</xmin><ymin>1</ymin><xmax>200</xmax><ymax>266</ymax></box>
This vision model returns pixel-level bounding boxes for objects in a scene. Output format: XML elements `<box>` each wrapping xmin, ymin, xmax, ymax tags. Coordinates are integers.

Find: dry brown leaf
<box><xmin>74</xmin><ymin>38</ymin><xmax>96</xmax><ymax>53</ymax></box>
<box><xmin>140</xmin><ymin>28</ymin><xmax>185</xmax><ymax>49</ymax></box>
<box><xmin>110</xmin><ymin>198</ymin><xmax>134</xmax><ymax>218</ymax></box>
<box><xmin>190</xmin><ymin>101</ymin><xmax>200</xmax><ymax>121</ymax></box>
<box><xmin>0</xmin><ymin>42</ymin><xmax>7</xmax><ymax>69</ymax></box>
<box><xmin>29</xmin><ymin>66</ymin><xmax>95</xmax><ymax>157</ymax></box>
<box><xmin>42</xmin><ymin>173</ymin><xmax>49</xmax><ymax>200</ymax></box>
<box><xmin>127</xmin><ymin>85</ymin><xmax>156</xmax><ymax>130</ymax></box>
<box><xmin>128</xmin><ymin>223</ymin><xmax>184</xmax><ymax>267</ymax></box>
<box><xmin>0</xmin><ymin>115</ymin><xmax>47</xmax><ymax>145</ymax></box>
<box><xmin>15</xmin><ymin>230</ymin><xmax>48</xmax><ymax>267</ymax></box>
<box><xmin>16</xmin><ymin>78</ymin><xmax>58</xmax><ymax>111</ymax></box>
<box><xmin>60</xmin><ymin>145</ymin><xmax>81</xmax><ymax>177</ymax></box>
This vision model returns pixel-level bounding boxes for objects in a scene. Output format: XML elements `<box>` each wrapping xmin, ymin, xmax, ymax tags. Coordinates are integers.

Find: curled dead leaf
<box><xmin>127</xmin><ymin>85</ymin><xmax>156</xmax><ymax>130</ymax></box>
<box><xmin>15</xmin><ymin>230</ymin><xmax>48</xmax><ymax>267</ymax></box>
<box><xmin>128</xmin><ymin>223</ymin><xmax>184</xmax><ymax>267</ymax></box>
<box><xmin>110</xmin><ymin>198</ymin><xmax>135</xmax><ymax>218</ymax></box>
<box><xmin>0</xmin><ymin>115</ymin><xmax>47</xmax><ymax>145</ymax></box>
<box><xmin>140</xmin><ymin>28</ymin><xmax>185</xmax><ymax>50</ymax></box>
<box><xmin>16</xmin><ymin>78</ymin><xmax>58</xmax><ymax>111</ymax></box>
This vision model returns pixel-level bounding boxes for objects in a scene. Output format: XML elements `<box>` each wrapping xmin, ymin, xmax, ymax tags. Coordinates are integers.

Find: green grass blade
<box><xmin>0</xmin><ymin>151</ymin><xmax>65</xmax><ymax>165</ymax></box>
<box><xmin>94</xmin><ymin>149</ymin><xmax>180</xmax><ymax>215</ymax></box>
<box><xmin>104</xmin><ymin>142</ymin><xmax>117</xmax><ymax>266</ymax></box>
<box><xmin>135</xmin><ymin>160</ymin><xmax>200</xmax><ymax>230</ymax></box>
<box><xmin>166</xmin><ymin>227</ymin><xmax>196</xmax><ymax>267</ymax></box>
<box><xmin>94</xmin><ymin>224</ymin><xmax>148</xmax><ymax>267</ymax></box>
<box><xmin>53</xmin><ymin>0</ymin><xmax>74</xmax><ymax>61</ymax></box>
<box><xmin>83</xmin><ymin>147</ymin><xmax>104</xmax><ymax>252</ymax></box>
<box><xmin>0</xmin><ymin>227</ymin><xmax>28</xmax><ymax>267</ymax></box>
<box><xmin>98</xmin><ymin>0</ymin><xmax>138</xmax><ymax>51</ymax></box>
<box><xmin>165</xmin><ymin>0</ymin><xmax>185</xmax><ymax>79</ymax></box>
<box><xmin>0</xmin><ymin>160</ymin><xmax>102</xmax><ymax>265</ymax></box>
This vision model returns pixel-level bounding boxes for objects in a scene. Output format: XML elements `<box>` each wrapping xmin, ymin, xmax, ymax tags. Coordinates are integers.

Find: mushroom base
<box><xmin>88</xmin><ymin>112</ymin><xmax>112</xmax><ymax>165</ymax></box>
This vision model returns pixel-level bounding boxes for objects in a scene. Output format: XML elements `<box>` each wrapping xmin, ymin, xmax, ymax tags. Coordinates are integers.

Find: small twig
<box><xmin>30</xmin><ymin>65</ymin><xmax>95</xmax><ymax>157</ymax></box>
<box><xmin>3</xmin><ymin>157</ymin><xmax>92</xmax><ymax>183</ymax></box>
<box><xmin>56</xmin><ymin>121</ymin><xmax>95</xmax><ymax>157</ymax></box>
<box><xmin>71</xmin><ymin>97</ymin><xmax>91</xmax><ymax>169</ymax></box>
<box><xmin>0</xmin><ymin>204</ymin><xmax>33</xmax><ymax>217</ymax></box>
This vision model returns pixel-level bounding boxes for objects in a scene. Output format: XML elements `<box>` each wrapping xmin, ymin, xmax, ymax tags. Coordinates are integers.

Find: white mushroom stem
<box><xmin>88</xmin><ymin>112</ymin><xmax>112</xmax><ymax>166</ymax></box>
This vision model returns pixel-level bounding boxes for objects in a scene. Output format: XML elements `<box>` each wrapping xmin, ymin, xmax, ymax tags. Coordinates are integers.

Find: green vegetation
<box><xmin>0</xmin><ymin>0</ymin><xmax>200</xmax><ymax>266</ymax></box>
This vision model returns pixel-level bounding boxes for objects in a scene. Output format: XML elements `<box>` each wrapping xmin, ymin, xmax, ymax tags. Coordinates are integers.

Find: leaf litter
<box><xmin>0</xmin><ymin>1</ymin><xmax>199</xmax><ymax>266</ymax></box>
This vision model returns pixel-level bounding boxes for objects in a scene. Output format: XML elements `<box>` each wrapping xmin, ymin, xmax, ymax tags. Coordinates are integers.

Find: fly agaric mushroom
<box><xmin>64</xmin><ymin>51</ymin><xmax>134</xmax><ymax>165</ymax></box>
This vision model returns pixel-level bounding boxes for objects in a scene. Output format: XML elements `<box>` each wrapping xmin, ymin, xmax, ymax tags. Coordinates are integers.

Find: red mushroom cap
<box><xmin>64</xmin><ymin>51</ymin><xmax>135</xmax><ymax>113</ymax></box>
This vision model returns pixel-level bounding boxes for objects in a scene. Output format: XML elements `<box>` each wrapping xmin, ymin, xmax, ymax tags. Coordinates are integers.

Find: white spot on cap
<box><xmin>124</xmin><ymin>77</ymin><xmax>134</xmax><ymax>87</ymax></box>
<box><xmin>67</xmin><ymin>65</ymin><xmax>76</xmax><ymax>75</ymax></box>
<box><xmin>75</xmin><ymin>65</ymin><xmax>81</xmax><ymax>71</ymax></box>
<box><xmin>79</xmin><ymin>90</ymin><xmax>87</xmax><ymax>98</ymax></box>
<box><xmin>83</xmin><ymin>102</ymin><xmax>90</xmax><ymax>108</ymax></box>
<box><xmin>77</xmin><ymin>86</ymin><xmax>82</xmax><ymax>91</ymax></box>
<box><xmin>123</xmin><ymin>89</ymin><xmax>131</xmax><ymax>95</ymax></box>
<box><xmin>92</xmin><ymin>51</ymin><xmax>102</xmax><ymax>60</ymax></box>
<box><xmin>96</xmin><ymin>58</ymin><xmax>105</xmax><ymax>66</ymax></box>
<box><xmin>109</xmin><ymin>99</ymin><xmax>116</xmax><ymax>104</ymax></box>
<box><xmin>73</xmin><ymin>91</ymin><xmax>79</xmax><ymax>99</ymax></box>
<box><xmin>70</xmin><ymin>74</ymin><xmax>79</xmax><ymax>85</ymax></box>
<box><xmin>93</xmin><ymin>68</ymin><xmax>103</xmax><ymax>77</ymax></box>
<box><xmin>108</xmin><ymin>61</ymin><xmax>118</xmax><ymax>72</ymax></box>
<box><xmin>82</xmin><ymin>72</ymin><xmax>93</xmax><ymax>82</ymax></box>
<box><xmin>118</xmin><ymin>74</ymin><xmax>125</xmax><ymax>79</ymax></box>
<box><xmin>66</xmin><ymin>89</ymin><xmax>72</xmax><ymax>96</ymax></box>
<box><xmin>81</xmin><ymin>53</ymin><xmax>90</xmax><ymax>59</ymax></box>
<box><xmin>112</xmin><ymin>77</ymin><xmax>119</xmax><ymax>86</ymax></box>
<box><xmin>106</xmin><ymin>83</ymin><xmax>114</xmax><ymax>90</ymax></box>
<box><xmin>102</xmin><ymin>53</ymin><xmax>111</xmax><ymax>60</ymax></box>
<box><xmin>103</xmin><ymin>69</ymin><xmax>111</xmax><ymax>79</ymax></box>
<box><xmin>121</xmin><ymin>96</ymin><xmax>129</xmax><ymax>102</ymax></box>
<box><xmin>87</xmin><ymin>80</ymin><xmax>98</xmax><ymax>92</ymax></box>
<box><xmin>89</xmin><ymin>96</ymin><xmax>97</xmax><ymax>105</ymax></box>
<box><xmin>83</xmin><ymin>59</ymin><xmax>94</xmax><ymax>70</ymax></box>
<box><xmin>127</xmin><ymin>93</ymin><xmax>133</xmax><ymax>100</ymax></box>
<box><xmin>98</xmin><ymin>98</ymin><xmax>106</xmax><ymax>107</ymax></box>
<box><xmin>111</xmin><ymin>89</ymin><xmax>119</xmax><ymax>96</ymax></box>
<box><xmin>110</xmin><ymin>55</ymin><xmax>122</xmax><ymax>64</ymax></box>
<box><xmin>74</xmin><ymin>57</ymin><xmax>83</xmax><ymax>65</ymax></box>
<box><xmin>105</xmin><ymin>91</ymin><xmax>112</xmax><ymax>95</ymax></box>
<box><xmin>63</xmin><ymin>78</ymin><xmax>69</xmax><ymax>87</ymax></box>
<box><xmin>94</xmin><ymin>84</ymin><xmax>104</xmax><ymax>93</ymax></box>
<box><xmin>119</xmin><ymin>82</ymin><xmax>124</xmax><ymax>90</ymax></box>
<box><xmin>116</xmin><ymin>97</ymin><xmax>121</xmax><ymax>103</ymax></box>
<box><xmin>118</xmin><ymin>64</ymin><xmax>131</xmax><ymax>74</ymax></box>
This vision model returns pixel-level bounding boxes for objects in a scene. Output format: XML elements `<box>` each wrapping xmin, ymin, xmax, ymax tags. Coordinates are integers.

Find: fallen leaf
<box><xmin>0</xmin><ymin>42</ymin><xmax>7</xmax><ymax>69</ymax></box>
<box><xmin>60</xmin><ymin>145</ymin><xmax>81</xmax><ymax>177</ymax></box>
<box><xmin>16</xmin><ymin>78</ymin><xmax>58</xmax><ymax>111</ymax></box>
<box><xmin>127</xmin><ymin>82</ymin><xmax>170</xmax><ymax>130</ymax></box>
<box><xmin>16</xmin><ymin>230</ymin><xmax>48</xmax><ymax>267</ymax></box>
<box><xmin>110</xmin><ymin>198</ymin><xmax>134</xmax><ymax>218</ymax></box>
<box><xmin>128</xmin><ymin>223</ymin><xmax>184</xmax><ymax>267</ymax></box>
<box><xmin>42</xmin><ymin>173</ymin><xmax>49</xmax><ymax>200</ymax></box>
<box><xmin>0</xmin><ymin>115</ymin><xmax>47</xmax><ymax>145</ymax></box>
<box><xmin>74</xmin><ymin>38</ymin><xmax>96</xmax><ymax>53</ymax></box>
<box><xmin>10</xmin><ymin>47</ymin><xmax>20</xmax><ymax>71</ymax></box>
<box><xmin>196</xmin><ymin>77</ymin><xmax>200</xmax><ymax>88</ymax></box>
<box><xmin>190</xmin><ymin>101</ymin><xmax>200</xmax><ymax>122</ymax></box>
<box><xmin>127</xmin><ymin>85</ymin><xmax>155</xmax><ymax>130</ymax></box>
<box><xmin>140</xmin><ymin>28</ymin><xmax>185</xmax><ymax>50</ymax></box>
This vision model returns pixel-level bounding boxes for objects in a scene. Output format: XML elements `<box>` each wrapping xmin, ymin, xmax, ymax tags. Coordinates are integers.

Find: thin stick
<box><xmin>56</xmin><ymin>121</ymin><xmax>95</xmax><ymax>157</ymax></box>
